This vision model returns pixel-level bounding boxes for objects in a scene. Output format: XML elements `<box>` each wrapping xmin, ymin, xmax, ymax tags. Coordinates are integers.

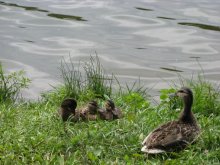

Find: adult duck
<box><xmin>141</xmin><ymin>87</ymin><xmax>200</xmax><ymax>153</ymax></box>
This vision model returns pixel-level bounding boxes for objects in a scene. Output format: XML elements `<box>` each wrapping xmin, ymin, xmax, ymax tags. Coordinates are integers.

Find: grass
<box><xmin>0</xmin><ymin>57</ymin><xmax>220</xmax><ymax>164</ymax></box>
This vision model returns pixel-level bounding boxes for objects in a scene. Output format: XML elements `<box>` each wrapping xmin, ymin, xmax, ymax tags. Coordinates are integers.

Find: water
<box><xmin>0</xmin><ymin>0</ymin><xmax>220</xmax><ymax>100</ymax></box>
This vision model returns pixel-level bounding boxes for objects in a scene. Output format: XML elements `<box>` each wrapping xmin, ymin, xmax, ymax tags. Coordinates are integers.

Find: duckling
<box><xmin>79</xmin><ymin>100</ymin><xmax>99</xmax><ymax>121</ymax></box>
<box><xmin>58</xmin><ymin>98</ymin><xmax>78</xmax><ymax>122</ymax></box>
<box><xmin>141</xmin><ymin>87</ymin><xmax>200</xmax><ymax>154</ymax></box>
<box><xmin>98</xmin><ymin>100</ymin><xmax>123</xmax><ymax>120</ymax></box>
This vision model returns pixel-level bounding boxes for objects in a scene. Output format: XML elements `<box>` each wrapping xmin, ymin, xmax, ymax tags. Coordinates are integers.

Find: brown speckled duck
<box><xmin>141</xmin><ymin>87</ymin><xmax>200</xmax><ymax>154</ymax></box>
<box><xmin>79</xmin><ymin>100</ymin><xmax>99</xmax><ymax>121</ymax></box>
<box><xmin>98</xmin><ymin>100</ymin><xmax>123</xmax><ymax>120</ymax></box>
<box><xmin>58</xmin><ymin>98</ymin><xmax>77</xmax><ymax>122</ymax></box>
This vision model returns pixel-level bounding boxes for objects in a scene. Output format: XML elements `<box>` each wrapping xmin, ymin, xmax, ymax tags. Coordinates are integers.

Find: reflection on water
<box><xmin>0</xmin><ymin>1</ymin><xmax>87</xmax><ymax>22</ymax></box>
<box><xmin>136</xmin><ymin>47</ymin><xmax>147</xmax><ymax>49</ymax></box>
<box><xmin>24</xmin><ymin>40</ymin><xmax>34</xmax><ymax>43</ymax></box>
<box><xmin>157</xmin><ymin>16</ymin><xmax>176</xmax><ymax>20</ymax></box>
<box><xmin>0</xmin><ymin>0</ymin><xmax>220</xmax><ymax>99</ymax></box>
<box><xmin>0</xmin><ymin>1</ymin><xmax>48</xmax><ymax>12</ymax></box>
<box><xmin>178</xmin><ymin>22</ymin><xmax>220</xmax><ymax>32</ymax></box>
<box><xmin>160</xmin><ymin>67</ymin><xmax>183</xmax><ymax>73</ymax></box>
<box><xmin>48</xmin><ymin>13</ymin><xmax>87</xmax><ymax>21</ymax></box>
<box><xmin>135</xmin><ymin>7</ymin><xmax>153</xmax><ymax>11</ymax></box>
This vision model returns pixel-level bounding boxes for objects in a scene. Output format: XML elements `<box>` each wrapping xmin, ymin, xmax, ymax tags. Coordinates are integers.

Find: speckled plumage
<box><xmin>141</xmin><ymin>87</ymin><xmax>200</xmax><ymax>153</ymax></box>
<box><xmin>78</xmin><ymin>100</ymin><xmax>99</xmax><ymax>121</ymax></box>
<box><xmin>98</xmin><ymin>100</ymin><xmax>123</xmax><ymax>120</ymax></box>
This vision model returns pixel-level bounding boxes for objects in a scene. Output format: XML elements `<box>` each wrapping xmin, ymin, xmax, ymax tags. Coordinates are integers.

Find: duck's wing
<box><xmin>141</xmin><ymin>121</ymin><xmax>191</xmax><ymax>153</ymax></box>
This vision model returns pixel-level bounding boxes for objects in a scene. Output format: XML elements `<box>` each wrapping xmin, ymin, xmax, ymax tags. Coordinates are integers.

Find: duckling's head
<box><xmin>61</xmin><ymin>98</ymin><xmax>77</xmax><ymax>113</ymax></box>
<box><xmin>105</xmin><ymin>100</ymin><xmax>115</xmax><ymax>111</ymax></box>
<box><xmin>88</xmin><ymin>100</ymin><xmax>98</xmax><ymax>114</ymax></box>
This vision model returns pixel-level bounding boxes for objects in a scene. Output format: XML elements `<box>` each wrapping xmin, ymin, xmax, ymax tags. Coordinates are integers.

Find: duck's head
<box><xmin>88</xmin><ymin>100</ymin><xmax>98</xmax><ymax>114</ymax></box>
<box><xmin>176</xmin><ymin>87</ymin><xmax>193</xmax><ymax>102</ymax></box>
<box><xmin>61</xmin><ymin>98</ymin><xmax>77</xmax><ymax>114</ymax></box>
<box><xmin>105</xmin><ymin>100</ymin><xmax>115</xmax><ymax>111</ymax></box>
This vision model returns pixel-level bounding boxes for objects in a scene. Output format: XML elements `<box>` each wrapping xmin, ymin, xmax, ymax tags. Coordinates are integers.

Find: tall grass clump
<box><xmin>43</xmin><ymin>55</ymin><xmax>114</xmax><ymax>104</ymax></box>
<box><xmin>42</xmin><ymin>55</ymin><xmax>151</xmax><ymax>111</ymax></box>
<box><xmin>83</xmin><ymin>55</ymin><xmax>113</xmax><ymax>98</ymax></box>
<box><xmin>0</xmin><ymin>63</ymin><xmax>30</xmax><ymax>103</ymax></box>
<box><xmin>60</xmin><ymin>58</ymin><xmax>83</xmax><ymax>99</ymax></box>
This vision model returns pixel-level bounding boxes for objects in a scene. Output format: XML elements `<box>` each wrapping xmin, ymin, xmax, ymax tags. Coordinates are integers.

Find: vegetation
<box><xmin>0</xmin><ymin>58</ymin><xmax>220</xmax><ymax>164</ymax></box>
<box><xmin>0</xmin><ymin>63</ymin><xmax>30</xmax><ymax>103</ymax></box>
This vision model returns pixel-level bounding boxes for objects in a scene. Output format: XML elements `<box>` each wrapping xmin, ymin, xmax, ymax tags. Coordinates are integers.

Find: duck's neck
<box><xmin>179</xmin><ymin>96</ymin><xmax>196</xmax><ymax>123</ymax></box>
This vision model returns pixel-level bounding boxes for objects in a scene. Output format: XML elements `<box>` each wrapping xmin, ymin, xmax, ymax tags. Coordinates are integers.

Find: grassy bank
<box><xmin>0</xmin><ymin>59</ymin><xmax>220</xmax><ymax>164</ymax></box>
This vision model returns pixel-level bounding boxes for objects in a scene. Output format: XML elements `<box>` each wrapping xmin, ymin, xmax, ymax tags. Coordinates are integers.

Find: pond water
<box><xmin>0</xmin><ymin>0</ymin><xmax>220</xmax><ymax>100</ymax></box>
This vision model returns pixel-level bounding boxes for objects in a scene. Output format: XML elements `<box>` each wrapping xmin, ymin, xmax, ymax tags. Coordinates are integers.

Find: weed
<box><xmin>0</xmin><ymin>63</ymin><xmax>30</xmax><ymax>103</ymax></box>
<box><xmin>51</xmin><ymin>55</ymin><xmax>114</xmax><ymax>101</ymax></box>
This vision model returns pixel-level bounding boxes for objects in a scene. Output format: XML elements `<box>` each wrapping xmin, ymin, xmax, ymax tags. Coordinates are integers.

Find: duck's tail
<box><xmin>141</xmin><ymin>146</ymin><xmax>165</xmax><ymax>154</ymax></box>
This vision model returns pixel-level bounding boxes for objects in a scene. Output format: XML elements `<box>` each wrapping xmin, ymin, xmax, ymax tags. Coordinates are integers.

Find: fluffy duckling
<box><xmin>58</xmin><ymin>98</ymin><xmax>77</xmax><ymax>122</ymax></box>
<box><xmin>98</xmin><ymin>100</ymin><xmax>123</xmax><ymax>120</ymax></box>
<box><xmin>79</xmin><ymin>100</ymin><xmax>99</xmax><ymax>121</ymax></box>
<box><xmin>141</xmin><ymin>87</ymin><xmax>200</xmax><ymax>154</ymax></box>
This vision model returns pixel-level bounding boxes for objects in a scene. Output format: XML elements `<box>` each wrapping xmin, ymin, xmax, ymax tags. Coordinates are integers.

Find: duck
<box><xmin>141</xmin><ymin>87</ymin><xmax>200</xmax><ymax>154</ymax></box>
<box><xmin>79</xmin><ymin>100</ymin><xmax>99</xmax><ymax>121</ymax></box>
<box><xmin>98</xmin><ymin>100</ymin><xmax>123</xmax><ymax>120</ymax></box>
<box><xmin>58</xmin><ymin>98</ymin><xmax>78</xmax><ymax>122</ymax></box>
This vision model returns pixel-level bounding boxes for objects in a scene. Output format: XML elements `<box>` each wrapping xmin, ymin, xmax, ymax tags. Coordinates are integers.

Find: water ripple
<box><xmin>135</xmin><ymin>27</ymin><xmax>219</xmax><ymax>54</ymax></box>
<box><xmin>10</xmin><ymin>42</ymin><xmax>73</xmax><ymax>56</ymax></box>
<box><xmin>49</xmin><ymin>0</ymin><xmax>113</xmax><ymax>9</ymax></box>
<box><xmin>1</xmin><ymin>0</ymin><xmax>220</xmax><ymax>99</ymax></box>
<box><xmin>182</xmin><ymin>8</ymin><xmax>220</xmax><ymax>24</ymax></box>
<box><xmin>105</xmin><ymin>15</ymin><xmax>164</xmax><ymax>28</ymax></box>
